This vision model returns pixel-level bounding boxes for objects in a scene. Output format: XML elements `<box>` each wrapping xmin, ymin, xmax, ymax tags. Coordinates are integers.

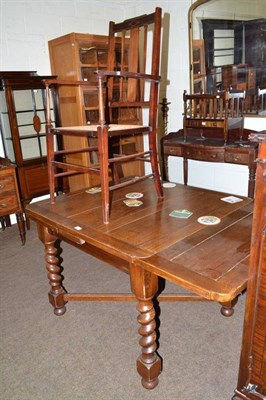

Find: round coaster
<box><xmin>123</xmin><ymin>199</ymin><xmax>143</xmax><ymax>207</ymax></box>
<box><xmin>125</xmin><ymin>192</ymin><xmax>143</xmax><ymax>199</ymax></box>
<box><xmin>163</xmin><ymin>182</ymin><xmax>176</xmax><ymax>188</ymax></box>
<box><xmin>197</xmin><ymin>216</ymin><xmax>221</xmax><ymax>225</ymax></box>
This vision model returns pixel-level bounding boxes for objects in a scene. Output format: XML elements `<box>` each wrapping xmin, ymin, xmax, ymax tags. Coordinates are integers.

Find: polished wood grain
<box><xmin>26</xmin><ymin>180</ymin><xmax>253</xmax><ymax>389</ymax></box>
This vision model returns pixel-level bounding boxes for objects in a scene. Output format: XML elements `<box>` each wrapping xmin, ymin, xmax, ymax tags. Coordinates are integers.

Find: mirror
<box><xmin>188</xmin><ymin>0</ymin><xmax>266</xmax><ymax>115</ymax></box>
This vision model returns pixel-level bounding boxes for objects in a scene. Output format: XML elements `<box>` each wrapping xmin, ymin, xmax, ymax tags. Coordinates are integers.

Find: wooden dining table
<box><xmin>26</xmin><ymin>179</ymin><xmax>253</xmax><ymax>389</ymax></box>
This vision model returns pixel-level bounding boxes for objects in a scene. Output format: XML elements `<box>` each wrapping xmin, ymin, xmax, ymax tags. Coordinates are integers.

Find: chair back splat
<box><xmin>44</xmin><ymin>7</ymin><xmax>163</xmax><ymax>224</ymax></box>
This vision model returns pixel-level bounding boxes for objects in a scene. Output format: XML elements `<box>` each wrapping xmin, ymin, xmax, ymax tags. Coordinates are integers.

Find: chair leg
<box><xmin>97</xmin><ymin>126</ymin><xmax>110</xmax><ymax>224</ymax></box>
<box><xmin>149</xmin><ymin>131</ymin><xmax>163</xmax><ymax>199</ymax></box>
<box><xmin>47</xmin><ymin>126</ymin><xmax>56</xmax><ymax>204</ymax></box>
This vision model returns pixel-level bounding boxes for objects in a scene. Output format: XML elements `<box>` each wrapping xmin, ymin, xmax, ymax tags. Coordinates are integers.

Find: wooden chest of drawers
<box><xmin>0</xmin><ymin>164</ymin><xmax>26</xmax><ymax>244</ymax></box>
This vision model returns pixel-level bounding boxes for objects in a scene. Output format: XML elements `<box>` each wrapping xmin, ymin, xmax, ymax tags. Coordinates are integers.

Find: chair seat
<box><xmin>53</xmin><ymin>124</ymin><xmax>150</xmax><ymax>136</ymax></box>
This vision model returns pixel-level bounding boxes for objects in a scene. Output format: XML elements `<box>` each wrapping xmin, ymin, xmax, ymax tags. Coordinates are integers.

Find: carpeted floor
<box><xmin>0</xmin><ymin>222</ymin><xmax>245</xmax><ymax>400</ymax></box>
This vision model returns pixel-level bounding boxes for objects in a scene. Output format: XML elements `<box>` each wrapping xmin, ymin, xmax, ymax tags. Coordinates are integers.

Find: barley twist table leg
<box><xmin>41</xmin><ymin>226</ymin><xmax>67</xmax><ymax>316</ymax></box>
<box><xmin>130</xmin><ymin>263</ymin><xmax>162</xmax><ymax>389</ymax></box>
<box><xmin>136</xmin><ymin>299</ymin><xmax>161</xmax><ymax>389</ymax></box>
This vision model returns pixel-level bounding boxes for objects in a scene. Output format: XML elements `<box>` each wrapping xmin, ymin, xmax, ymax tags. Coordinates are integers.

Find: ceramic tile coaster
<box><xmin>163</xmin><ymin>182</ymin><xmax>176</xmax><ymax>188</ymax></box>
<box><xmin>169</xmin><ymin>209</ymin><xmax>193</xmax><ymax>219</ymax></box>
<box><xmin>197</xmin><ymin>216</ymin><xmax>221</xmax><ymax>225</ymax></box>
<box><xmin>220</xmin><ymin>196</ymin><xmax>243</xmax><ymax>203</ymax></box>
<box><xmin>85</xmin><ymin>186</ymin><xmax>101</xmax><ymax>194</ymax></box>
<box><xmin>123</xmin><ymin>199</ymin><xmax>143</xmax><ymax>207</ymax></box>
<box><xmin>125</xmin><ymin>192</ymin><xmax>143</xmax><ymax>199</ymax></box>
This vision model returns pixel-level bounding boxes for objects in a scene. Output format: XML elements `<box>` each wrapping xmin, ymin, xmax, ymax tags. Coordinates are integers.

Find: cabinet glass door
<box><xmin>0</xmin><ymin>91</ymin><xmax>15</xmax><ymax>161</ymax></box>
<box><xmin>0</xmin><ymin>88</ymin><xmax>55</xmax><ymax>162</ymax></box>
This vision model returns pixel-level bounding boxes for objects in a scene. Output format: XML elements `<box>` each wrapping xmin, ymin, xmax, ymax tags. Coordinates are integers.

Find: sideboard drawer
<box><xmin>0</xmin><ymin>173</ymin><xmax>16</xmax><ymax>195</ymax></box>
<box><xmin>182</xmin><ymin>147</ymin><xmax>224</xmax><ymax>162</ymax></box>
<box><xmin>0</xmin><ymin>167</ymin><xmax>20</xmax><ymax>215</ymax></box>
<box><xmin>0</xmin><ymin>194</ymin><xmax>19</xmax><ymax>213</ymax></box>
<box><xmin>164</xmin><ymin>146</ymin><xmax>183</xmax><ymax>157</ymax></box>
<box><xmin>225</xmin><ymin>152</ymin><xmax>250</xmax><ymax>165</ymax></box>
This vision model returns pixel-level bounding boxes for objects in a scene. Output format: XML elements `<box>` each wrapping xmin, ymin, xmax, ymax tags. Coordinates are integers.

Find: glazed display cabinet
<box><xmin>0</xmin><ymin>71</ymin><xmax>57</xmax><ymax>212</ymax></box>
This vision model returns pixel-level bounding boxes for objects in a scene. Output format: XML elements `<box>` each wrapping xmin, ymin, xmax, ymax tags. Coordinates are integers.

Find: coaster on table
<box><xmin>169</xmin><ymin>209</ymin><xmax>193</xmax><ymax>219</ymax></box>
<box><xmin>163</xmin><ymin>182</ymin><xmax>176</xmax><ymax>188</ymax></box>
<box><xmin>86</xmin><ymin>186</ymin><xmax>101</xmax><ymax>194</ymax></box>
<box><xmin>220</xmin><ymin>196</ymin><xmax>243</xmax><ymax>203</ymax></box>
<box><xmin>123</xmin><ymin>199</ymin><xmax>143</xmax><ymax>207</ymax></box>
<box><xmin>125</xmin><ymin>192</ymin><xmax>143</xmax><ymax>199</ymax></box>
<box><xmin>197</xmin><ymin>216</ymin><xmax>221</xmax><ymax>225</ymax></box>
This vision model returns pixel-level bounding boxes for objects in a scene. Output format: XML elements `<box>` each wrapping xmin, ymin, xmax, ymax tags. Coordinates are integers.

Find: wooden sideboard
<box><xmin>233</xmin><ymin>136</ymin><xmax>266</xmax><ymax>399</ymax></box>
<box><xmin>0</xmin><ymin>158</ymin><xmax>26</xmax><ymax>244</ymax></box>
<box><xmin>161</xmin><ymin>129</ymin><xmax>259</xmax><ymax>198</ymax></box>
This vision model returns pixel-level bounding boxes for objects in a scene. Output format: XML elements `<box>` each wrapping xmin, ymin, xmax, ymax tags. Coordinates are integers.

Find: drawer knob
<box><xmin>1</xmin><ymin>202</ymin><xmax>7</xmax><ymax>208</ymax></box>
<box><xmin>212</xmin><ymin>154</ymin><xmax>217</xmax><ymax>158</ymax></box>
<box><xmin>0</xmin><ymin>183</ymin><xmax>4</xmax><ymax>189</ymax></box>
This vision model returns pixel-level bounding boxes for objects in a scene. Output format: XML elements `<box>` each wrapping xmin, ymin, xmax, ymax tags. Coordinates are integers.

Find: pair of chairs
<box><xmin>183</xmin><ymin>89</ymin><xmax>246</xmax><ymax>143</ymax></box>
<box><xmin>45</xmin><ymin>7</ymin><xmax>163</xmax><ymax>224</ymax></box>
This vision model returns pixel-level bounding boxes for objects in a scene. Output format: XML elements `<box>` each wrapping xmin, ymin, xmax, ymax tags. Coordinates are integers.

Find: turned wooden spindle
<box><xmin>160</xmin><ymin>97</ymin><xmax>170</xmax><ymax>136</ymax></box>
<box><xmin>136</xmin><ymin>299</ymin><xmax>161</xmax><ymax>389</ymax></box>
<box><xmin>130</xmin><ymin>264</ymin><xmax>162</xmax><ymax>389</ymax></box>
<box><xmin>43</xmin><ymin>227</ymin><xmax>67</xmax><ymax>316</ymax></box>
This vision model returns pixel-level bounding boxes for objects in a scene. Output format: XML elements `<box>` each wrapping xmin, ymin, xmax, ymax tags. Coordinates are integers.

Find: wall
<box><xmin>0</xmin><ymin>0</ymin><xmax>264</xmax><ymax>199</ymax></box>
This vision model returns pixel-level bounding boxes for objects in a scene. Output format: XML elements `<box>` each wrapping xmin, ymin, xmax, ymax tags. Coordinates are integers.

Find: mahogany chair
<box><xmin>183</xmin><ymin>89</ymin><xmax>245</xmax><ymax>143</ymax></box>
<box><xmin>44</xmin><ymin>7</ymin><xmax>163</xmax><ymax>224</ymax></box>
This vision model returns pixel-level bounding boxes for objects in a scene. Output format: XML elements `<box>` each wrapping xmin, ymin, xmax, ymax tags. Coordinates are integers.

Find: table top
<box><xmin>26</xmin><ymin>180</ymin><xmax>253</xmax><ymax>302</ymax></box>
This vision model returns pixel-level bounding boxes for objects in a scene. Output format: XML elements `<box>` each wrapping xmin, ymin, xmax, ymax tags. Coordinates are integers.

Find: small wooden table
<box><xmin>26</xmin><ymin>180</ymin><xmax>253</xmax><ymax>389</ymax></box>
<box><xmin>161</xmin><ymin>129</ymin><xmax>259</xmax><ymax>198</ymax></box>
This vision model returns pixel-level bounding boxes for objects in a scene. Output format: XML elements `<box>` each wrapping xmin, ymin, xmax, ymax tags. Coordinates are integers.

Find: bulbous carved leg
<box><xmin>43</xmin><ymin>227</ymin><xmax>66</xmax><ymax>316</ymax></box>
<box><xmin>130</xmin><ymin>263</ymin><xmax>162</xmax><ymax>389</ymax></box>
<box><xmin>136</xmin><ymin>299</ymin><xmax>161</xmax><ymax>389</ymax></box>
<box><xmin>220</xmin><ymin>296</ymin><xmax>238</xmax><ymax>317</ymax></box>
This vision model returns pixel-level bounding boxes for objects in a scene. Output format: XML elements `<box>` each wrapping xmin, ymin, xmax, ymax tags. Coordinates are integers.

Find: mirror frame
<box><xmin>188</xmin><ymin>0</ymin><xmax>210</xmax><ymax>94</ymax></box>
<box><xmin>188</xmin><ymin>0</ymin><xmax>266</xmax><ymax>104</ymax></box>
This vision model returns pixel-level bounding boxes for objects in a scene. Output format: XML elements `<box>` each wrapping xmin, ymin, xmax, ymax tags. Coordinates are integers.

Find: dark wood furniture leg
<box><xmin>220</xmin><ymin>296</ymin><xmax>238</xmax><ymax>317</ymax></box>
<box><xmin>16</xmin><ymin>212</ymin><xmax>26</xmax><ymax>245</ymax></box>
<box><xmin>0</xmin><ymin>215</ymin><xmax>10</xmax><ymax>230</ymax></box>
<box><xmin>161</xmin><ymin>153</ymin><xmax>169</xmax><ymax>182</ymax></box>
<box><xmin>130</xmin><ymin>263</ymin><xmax>162</xmax><ymax>390</ymax></box>
<box><xmin>183</xmin><ymin>157</ymin><xmax>188</xmax><ymax>185</ymax></box>
<box><xmin>247</xmin><ymin>164</ymin><xmax>256</xmax><ymax>199</ymax></box>
<box><xmin>39</xmin><ymin>225</ymin><xmax>67</xmax><ymax>316</ymax></box>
